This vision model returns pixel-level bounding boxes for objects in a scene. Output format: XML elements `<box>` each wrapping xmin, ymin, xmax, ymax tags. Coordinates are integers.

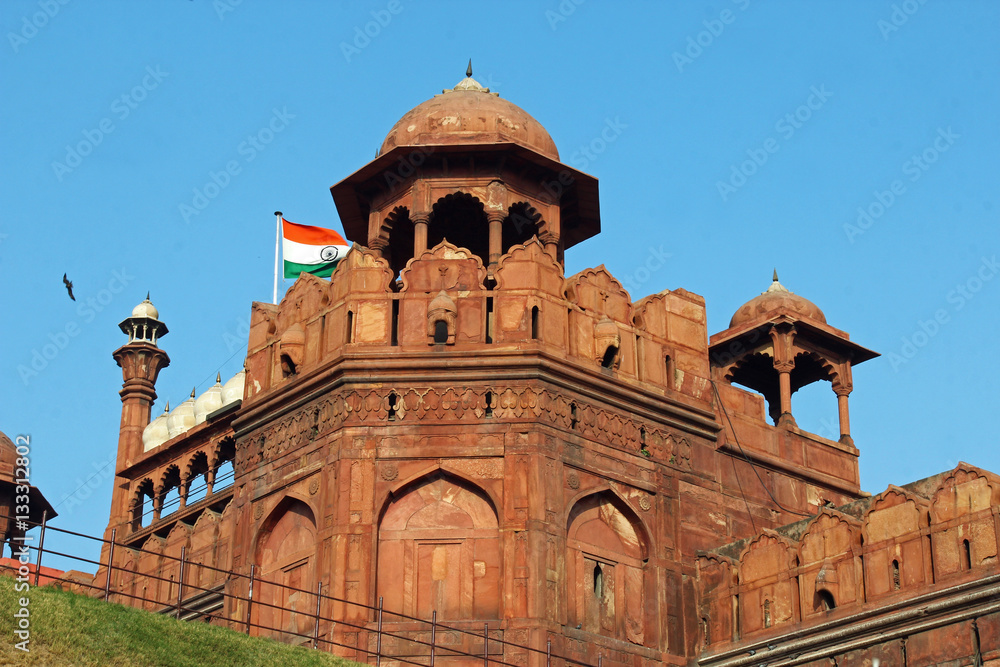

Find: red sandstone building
<box><xmin>96</xmin><ymin>70</ymin><xmax>1000</xmax><ymax>666</ymax></box>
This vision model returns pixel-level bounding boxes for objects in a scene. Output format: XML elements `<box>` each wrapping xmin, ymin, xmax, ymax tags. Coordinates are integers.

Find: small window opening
<box><xmin>531</xmin><ymin>306</ymin><xmax>540</xmax><ymax>340</ymax></box>
<box><xmin>640</xmin><ymin>427</ymin><xmax>649</xmax><ymax>456</ymax></box>
<box><xmin>486</xmin><ymin>297</ymin><xmax>494</xmax><ymax>344</ymax></box>
<box><xmin>484</xmin><ymin>391</ymin><xmax>493</xmax><ymax>418</ymax></box>
<box><xmin>664</xmin><ymin>354</ymin><xmax>673</xmax><ymax>389</ymax></box>
<box><xmin>570</xmin><ymin>402</ymin><xmax>578</xmax><ymax>430</ymax></box>
<box><xmin>601</xmin><ymin>345</ymin><xmax>618</xmax><ymax>369</ymax></box>
<box><xmin>763</xmin><ymin>599</ymin><xmax>772</xmax><ymax>628</ymax></box>
<box><xmin>433</xmin><ymin>319</ymin><xmax>448</xmax><ymax>344</ymax></box>
<box><xmin>963</xmin><ymin>539</ymin><xmax>972</xmax><ymax>570</ymax></box>
<box><xmin>346</xmin><ymin>310</ymin><xmax>354</xmax><ymax>344</ymax></box>
<box><xmin>593</xmin><ymin>562</ymin><xmax>603</xmax><ymax>598</ymax></box>
<box><xmin>816</xmin><ymin>590</ymin><xmax>836</xmax><ymax>612</ymax></box>
<box><xmin>391</xmin><ymin>299</ymin><xmax>399</xmax><ymax>346</ymax></box>
<box><xmin>387</xmin><ymin>393</ymin><xmax>397</xmax><ymax>421</ymax></box>
<box><xmin>280</xmin><ymin>354</ymin><xmax>296</xmax><ymax>378</ymax></box>
<box><xmin>701</xmin><ymin>617</ymin><xmax>710</xmax><ymax>647</ymax></box>
<box><xmin>892</xmin><ymin>560</ymin><xmax>901</xmax><ymax>590</ymax></box>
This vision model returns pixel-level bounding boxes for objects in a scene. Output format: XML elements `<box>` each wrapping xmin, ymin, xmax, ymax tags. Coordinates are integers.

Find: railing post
<box><xmin>546</xmin><ymin>639</ymin><xmax>551</xmax><ymax>667</ymax></box>
<box><xmin>175</xmin><ymin>547</ymin><xmax>186</xmax><ymax>620</ymax></box>
<box><xmin>312</xmin><ymin>582</ymin><xmax>323</xmax><ymax>649</ymax></box>
<box><xmin>376</xmin><ymin>596</ymin><xmax>384</xmax><ymax>666</ymax></box>
<box><xmin>104</xmin><ymin>528</ymin><xmax>116</xmax><ymax>602</ymax></box>
<box><xmin>598</xmin><ymin>654</ymin><xmax>603</xmax><ymax>667</ymax></box>
<box><xmin>245</xmin><ymin>564</ymin><xmax>256</xmax><ymax>635</ymax></box>
<box><xmin>483</xmin><ymin>622</ymin><xmax>489</xmax><ymax>667</ymax></box>
<box><xmin>430</xmin><ymin>610</ymin><xmax>437</xmax><ymax>667</ymax></box>
<box><xmin>33</xmin><ymin>511</ymin><xmax>47</xmax><ymax>587</ymax></box>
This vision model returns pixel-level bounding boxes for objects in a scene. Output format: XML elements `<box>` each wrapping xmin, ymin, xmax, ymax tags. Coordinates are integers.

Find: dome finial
<box><xmin>146</xmin><ymin>291</ymin><xmax>150</xmax><ymax>301</ymax></box>
<box><xmin>466</xmin><ymin>59</ymin><xmax>473</xmax><ymax>78</ymax></box>
<box><xmin>773</xmin><ymin>268</ymin><xmax>779</xmax><ymax>283</ymax></box>
<box><xmin>216</xmin><ymin>372</ymin><xmax>222</xmax><ymax>383</ymax></box>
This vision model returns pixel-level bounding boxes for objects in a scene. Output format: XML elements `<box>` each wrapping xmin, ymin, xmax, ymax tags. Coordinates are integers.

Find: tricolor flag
<box><xmin>281</xmin><ymin>217</ymin><xmax>350</xmax><ymax>279</ymax></box>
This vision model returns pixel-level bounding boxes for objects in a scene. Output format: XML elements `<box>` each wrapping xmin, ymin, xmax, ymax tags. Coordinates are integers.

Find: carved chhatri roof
<box><xmin>379</xmin><ymin>66</ymin><xmax>559</xmax><ymax>161</ymax></box>
<box><xmin>729</xmin><ymin>271</ymin><xmax>827</xmax><ymax>328</ymax></box>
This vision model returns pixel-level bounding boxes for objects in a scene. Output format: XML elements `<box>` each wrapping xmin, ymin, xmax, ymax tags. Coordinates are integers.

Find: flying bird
<box><xmin>63</xmin><ymin>273</ymin><xmax>75</xmax><ymax>301</ymax></box>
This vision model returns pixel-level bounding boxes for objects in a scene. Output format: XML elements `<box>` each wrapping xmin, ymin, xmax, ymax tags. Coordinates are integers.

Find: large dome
<box><xmin>379</xmin><ymin>70</ymin><xmax>559</xmax><ymax>161</ymax></box>
<box><xmin>729</xmin><ymin>273</ymin><xmax>826</xmax><ymax>328</ymax></box>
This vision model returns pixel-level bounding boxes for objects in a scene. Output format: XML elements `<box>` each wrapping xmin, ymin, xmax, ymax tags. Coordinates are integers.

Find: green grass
<box><xmin>0</xmin><ymin>575</ymin><xmax>359</xmax><ymax>667</ymax></box>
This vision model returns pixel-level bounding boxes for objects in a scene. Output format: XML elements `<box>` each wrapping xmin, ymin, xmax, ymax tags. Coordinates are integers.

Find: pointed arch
<box><xmin>565</xmin><ymin>490</ymin><xmax>650</xmax><ymax>645</ymax></box>
<box><xmin>384</xmin><ymin>205</ymin><xmax>414</xmax><ymax>280</ymax></box>
<box><xmin>503</xmin><ymin>202</ymin><xmax>543</xmax><ymax>253</ymax></box>
<box><xmin>428</xmin><ymin>192</ymin><xmax>489</xmax><ymax>268</ymax></box>
<box><xmin>252</xmin><ymin>496</ymin><xmax>318</xmax><ymax>641</ymax></box>
<box><xmin>376</xmin><ymin>470</ymin><xmax>500</xmax><ymax>621</ymax></box>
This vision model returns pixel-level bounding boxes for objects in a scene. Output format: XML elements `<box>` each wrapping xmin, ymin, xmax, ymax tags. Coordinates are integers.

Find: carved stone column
<box><xmin>769</xmin><ymin>325</ymin><xmax>797</xmax><ymax>427</ymax></box>
<box><xmin>412</xmin><ymin>212</ymin><xmax>429</xmax><ymax>255</ymax></box>
<box><xmin>539</xmin><ymin>230</ymin><xmax>559</xmax><ymax>262</ymax></box>
<box><xmin>368</xmin><ymin>236</ymin><xmax>389</xmax><ymax>258</ymax></box>
<box><xmin>833</xmin><ymin>366</ymin><xmax>854</xmax><ymax>445</ymax></box>
<box><xmin>487</xmin><ymin>211</ymin><xmax>504</xmax><ymax>270</ymax></box>
<box><xmin>775</xmin><ymin>359</ymin><xmax>796</xmax><ymax>426</ymax></box>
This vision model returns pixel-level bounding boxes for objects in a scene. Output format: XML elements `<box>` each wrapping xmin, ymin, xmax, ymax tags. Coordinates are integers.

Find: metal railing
<box><xmin>2</xmin><ymin>513</ymin><xmax>607</xmax><ymax>667</ymax></box>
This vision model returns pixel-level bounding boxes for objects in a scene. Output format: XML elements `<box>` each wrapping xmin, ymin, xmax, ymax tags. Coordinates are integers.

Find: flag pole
<box><xmin>273</xmin><ymin>211</ymin><xmax>282</xmax><ymax>305</ymax></box>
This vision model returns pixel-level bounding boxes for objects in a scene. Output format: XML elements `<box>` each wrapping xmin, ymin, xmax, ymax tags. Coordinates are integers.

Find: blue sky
<box><xmin>2</xmin><ymin>1</ymin><xmax>998</xmax><ymax>570</ymax></box>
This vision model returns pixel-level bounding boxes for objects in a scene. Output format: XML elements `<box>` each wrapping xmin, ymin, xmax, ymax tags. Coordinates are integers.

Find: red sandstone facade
<box><xmin>96</xmin><ymin>72</ymin><xmax>1000</xmax><ymax>665</ymax></box>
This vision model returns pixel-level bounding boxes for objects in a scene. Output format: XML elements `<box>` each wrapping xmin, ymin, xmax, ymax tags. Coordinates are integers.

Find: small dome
<box><xmin>194</xmin><ymin>376</ymin><xmax>224</xmax><ymax>425</ymax></box>
<box><xmin>166</xmin><ymin>391</ymin><xmax>197</xmax><ymax>439</ymax></box>
<box><xmin>379</xmin><ymin>68</ymin><xmax>559</xmax><ymax>161</ymax></box>
<box><xmin>142</xmin><ymin>407</ymin><xmax>170</xmax><ymax>452</ymax></box>
<box><xmin>729</xmin><ymin>273</ymin><xmax>826</xmax><ymax>329</ymax></box>
<box><xmin>221</xmin><ymin>370</ymin><xmax>246</xmax><ymax>406</ymax></box>
<box><xmin>429</xmin><ymin>290</ymin><xmax>456</xmax><ymax>314</ymax></box>
<box><xmin>131</xmin><ymin>295</ymin><xmax>159</xmax><ymax>320</ymax></box>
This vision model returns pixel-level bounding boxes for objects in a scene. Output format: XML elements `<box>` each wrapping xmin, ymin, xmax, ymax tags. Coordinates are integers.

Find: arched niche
<box><xmin>565</xmin><ymin>491</ymin><xmax>649</xmax><ymax>645</ymax></box>
<box><xmin>376</xmin><ymin>472</ymin><xmax>500</xmax><ymax>621</ymax></box>
<box><xmin>738</xmin><ymin>534</ymin><xmax>797</xmax><ymax>634</ymax></box>
<box><xmin>428</xmin><ymin>192</ymin><xmax>489</xmax><ymax>269</ymax></box>
<box><xmin>502</xmin><ymin>202</ymin><xmax>542</xmax><ymax>253</ymax></box>
<box><xmin>253</xmin><ymin>497</ymin><xmax>317</xmax><ymax>641</ymax></box>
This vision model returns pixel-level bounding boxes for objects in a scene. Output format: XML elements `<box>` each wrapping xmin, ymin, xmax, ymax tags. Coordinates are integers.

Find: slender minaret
<box><xmin>109</xmin><ymin>294</ymin><xmax>169</xmax><ymax>525</ymax></box>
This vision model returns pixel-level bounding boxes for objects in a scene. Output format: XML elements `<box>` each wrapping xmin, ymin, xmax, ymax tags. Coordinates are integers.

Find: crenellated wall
<box><xmin>697</xmin><ymin>463</ymin><xmax>1000</xmax><ymax>665</ymax></box>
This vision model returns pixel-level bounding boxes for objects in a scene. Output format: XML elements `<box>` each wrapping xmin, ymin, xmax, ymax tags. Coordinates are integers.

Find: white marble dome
<box><xmin>194</xmin><ymin>377</ymin><xmax>224</xmax><ymax>424</ymax></box>
<box><xmin>142</xmin><ymin>405</ymin><xmax>170</xmax><ymax>451</ymax></box>
<box><xmin>131</xmin><ymin>296</ymin><xmax>160</xmax><ymax>320</ymax></box>
<box><xmin>166</xmin><ymin>391</ymin><xmax>196</xmax><ymax>438</ymax></box>
<box><xmin>221</xmin><ymin>370</ymin><xmax>245</xmax><ymax>406</ymax></box>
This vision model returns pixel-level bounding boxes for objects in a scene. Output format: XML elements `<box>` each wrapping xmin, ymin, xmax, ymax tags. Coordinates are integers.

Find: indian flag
<box><xmin>282</xmin><ymin>217</ymin><xmax>350</xmax><ymax>279</ymax></box>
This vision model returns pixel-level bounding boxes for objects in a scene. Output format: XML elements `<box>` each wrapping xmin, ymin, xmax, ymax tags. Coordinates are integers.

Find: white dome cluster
<box><xmin>142</xmin><ymin>370</ymin><xmax>245</xmax><ymax>452</ymax></box>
